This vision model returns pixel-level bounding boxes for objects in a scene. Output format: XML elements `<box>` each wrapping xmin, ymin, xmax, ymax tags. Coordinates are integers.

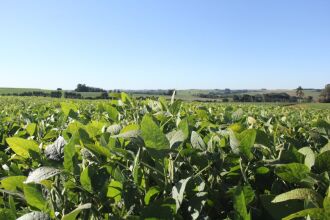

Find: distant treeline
<box><xmin>0</xmin><ymin>91</ymin><xmax>63</xmax><ymax>98</ymax></box>
<box><xmin>1</xmin><ymin>91</ymin><xmax>111</xmax><ymax>100</ymax></box>
<box><xmin>75</xmin><ymin>84</ymin><xmax>106</xmax><ymax>92</ymax></box>
<box><xmin>195</xmin><ymin>92</ymin><xmax>314</xmax><ymax>103</ymax></box>
<box><xmin>232</xmin><ymin>93</ymin><xmax>300</xmax><ymax>102</ymax></box>
<box><xmin>126</xmin><ymin>89</ymin><xmax>175</xmax><ymax>96</ymax></box>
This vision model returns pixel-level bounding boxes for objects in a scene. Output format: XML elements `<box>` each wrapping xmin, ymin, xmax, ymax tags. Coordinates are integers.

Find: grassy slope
<box><xmin>0</xmin><ymin>87</ymin><xmax>52</xmax><ymax>94</ymax></box>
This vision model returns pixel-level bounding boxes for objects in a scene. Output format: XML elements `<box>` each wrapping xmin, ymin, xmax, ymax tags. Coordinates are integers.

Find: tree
<box><xmin>306</xmin><ymin>96</ymin><xmax>313</xmax><ymax>103</ymax></box>
<box><xmin>167</xmin><ymin>89</ymin><xmax>175</xmax><ymax>96</ymax></box>
<box><xmin>50</xmin><ymin>91</ymin><xmax>62</xmax><ymax>98</ymax></box>
<box><xmin>233</xmin><ymin>95</ymin><xmax>240</xmax><ymax>102</ymax></box>
<box><xmin>319</xmin><ymin>84</ymin><xmax>330</xmax><ymax>103</ymax></box>
<box><xmin>224</xmin><ymin>88</ymin><xmax>231</xmax><ymax>94</ymax></box>
<box><xmin>296</xmin><ymin>86</ymin><xmax>304</xmax><ymax>101</ymax></box>
<box><xmin>99</xmin><ymin>92</ymin><xmax>109</xmax><ymax>99</ymax></box>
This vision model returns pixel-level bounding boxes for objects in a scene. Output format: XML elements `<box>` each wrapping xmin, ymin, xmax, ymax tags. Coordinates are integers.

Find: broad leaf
<box><xmin>283</xmin><ymin>208</ymin><xmax>326</xmax><ymax>220</ymax></box>
<box><xmin>80</xmin><ymin>167</ymin><xmax>92</xmax><ymax>192</ymax></box>
<box><xmin>172</xmin><ymin>177</ymin><xmax>191</xmax><ymax>212</ymax></box>
<box><xmin>24</xmin><ymin>167</ymin><xmax>61</xmax><ymax>184</ymax></box>
<box><xmin>26</xmin><ymin>123</ymin><xmax>37</xmax><ymax>136</ymax></box>
<box><xmin>275</xmin><ymin>163</ymin><xmax>310</xmax><ymax>183</ymax></box>
<box><xmin>191</xmin><ymin>131</ymin><xmax>206</xmax><ymax>150</ymax></box>
<box><xmin>45</xmin><ymin>136</ymin><xmax>67</xmax><ymax>161</ymax></box>
<box><xmin>105</xmin><ymin>105</ymin><xmax>119</xmax><ymax>122</ymax></box>
<box><xmin>63</xmin><ymin>134</ymin><xmax>80</xmax><ymax>175</ymax></box>
<box><xmin>107</xmin><ymin>180</ymin><xmax>123</xmax><ymax>203</ymax></box>
<box><xmin>23</xmin><ymin>184</ymin><xmax>47</xmax><ymax>211</ymax></box>
<box><xmin>237</xmin><ymin>129</ymin><xmax>256</xmax><ymax>160</ymax></box>
<box><xmin>169</xmin><ymin>130</ymin><xmax>185</xmax><ymax>148</ymax></box>
<box><xmin>298</xmin><ymin>147</ymin><xmax>315</xmax><ymax>170</ymax></box>
<box><xmin>6</xmin><ymin>137</ymin><xmax>39</xmax><ymax>158</ymax></box>
<box><xmin>17</xmin><ymin>212</ymin><xmax>50</xmax><ymax>220</ymax></box>
<box><xmin>272</xmin><ymin>188</ymin><xmax>323</xmax><ymax>207</ymax></box>
<box><xmin>61</xmin><ymin>203</ymin><xmax>91</xmax><ymax>220</ymax></box>
<box><xmin>315</xmin><ymin>151</ymin><xmax>330</xmax><ymax>172</ymax></box>
<box><xmin>233</xmin><ymin>186</ymin><xmax>251</xmax><ymax>220</ymax></box>
<box><xmin>0</xmin><ymin>176</ymin><xmax>26</xmax><ymax>191</ymax></box>
<box><xmin>141</xmin><ymin>114</ymin><xmax>170</xmax><ymax>150</ymax></box>
<box><xmin>145</xmin><ymin>186</ymin><xmax>160</xmax><ymax>205</ymax></box>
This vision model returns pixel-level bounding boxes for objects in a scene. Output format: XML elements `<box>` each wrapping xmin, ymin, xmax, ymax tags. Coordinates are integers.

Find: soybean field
<box><xmin>0</xmin><ymin>95</ymin><xmax>330</xmax><ymax>220</ymax></box>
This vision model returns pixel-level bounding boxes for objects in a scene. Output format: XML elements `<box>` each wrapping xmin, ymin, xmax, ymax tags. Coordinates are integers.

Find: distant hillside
<box><xmin>0</xmin><ymin>87</ymin><xmax>322</xmax><ymax>101</ymax></box>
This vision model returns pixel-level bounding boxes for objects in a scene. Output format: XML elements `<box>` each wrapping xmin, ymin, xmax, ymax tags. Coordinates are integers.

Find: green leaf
<box><xmin>172</xmin><ymin>177</ymin><xmax>191</xmax><ymax>212</ymax></box>
<box><xmin>141</xmin><ymin>198</ymin><xmax>176</xmax><ymax>219</ymax></box>
<box><xmin>107</xmin><ymin>180</ymin><xmax>123</xmax><ymax>203</ymax></box>
<box><xmin>23</xmin><ymin>184</ymin><xmax>47</xmax><ymax>211</ymax></box>
<box><xmin>237</xmin><ymin>129</ymin><xmax>256</xmax><ymax>160</ymax></box>
<box><xmin>106</xmin><ymin>124</ymin><xmax>122</xmax><ymax>135</ymax></box>
<box><xmin>242</xmin><ymin>185</ymin><xmax>255</xmax><ymax>205</ymax></box>
<box><xmin>141</xmin><ymin>114</ymin><xmax>170</xmax><ymax>150</ymax></box>
<box><xmin>6</xmin><ymin>137</ymin><xmax>39</xmax><ymax>158</ymax></box>
<box><xmin>24</xmin><ymin>167</ymin><xmax>61</xmax><ymax>184</ymax></box>
<box><xmin>256</xmin><ymin>167</ymin><xmax>270</xmax><ymax>175</ymax></box>
<box><xmin>61</xmin><ymin>203</ymin><xmax>91</xmax><ymax>220</ymax></box>
<box><xmin>272</xmin><ymin>188</ymin><xmax>323</xmax><ymax>207</ymax></box>
<box><xmin>26</xmin><ymin>123</ymin><xmax>37</xmax><ymax>136</ymax></box>
<box><xmin>0</xmin><ymin>176</ymin><xmax>26</xmax><ymax>191</ymax></box>
<box><xmin>144</xmin><ymin>186</ymin><xmax>160</xmax><ymax>205</ymax></box>
<box><xmin>229</xmin><ymin>129</ymin><xmax>240</xmax><ymax>154</ymax></box>
<box><xmin>320</xmin><ymin>142</ymin><xmax>330</xmax><ymax>154</ymax></box>
<box><xmin>275</xmin><ymin>163</ymin><xmax>310</xmax><ymax>183</ymax></box>
<box><xmin>61</xmin><ymin>102</ymin><xmax>78</xmax><ymax>117</ymax></box>
<box><xmin>298</xmin><ymin>147</ymin><xmax>315</xmax><ymax>170</ymax></box>
<box><xmin>63</xmin><ymin>134</ymin><xmax>80</xmax><ymax>175</ymax></box>
<box><xmin>315</xmin><ymin>151</ymin><xmax>330</xmax><ymax>172</ymax></box>
<box><xmin>8</xmin><ymin>196</ymin><xmax>16</xmax><ymax>218</ymax></box>
<box><xmin>178</xmin><ymin>118</ymin><xmax>189</xmax><ymax>140</ymax></box>
<box><xmin>17</xmin><ymin>212</ymin><xmax>50</xmax><ymax>220</ymax></box>
<box><xmin>121</xmin><ymin>92</ymin><xmax>134</xmax><ymax>106</ymax></box>
<box><xmin>78</xmin><ymin>128</ymin><xmax>111</xmax><ymax>158</ymax></box>
<box><xmin>191</xmin><ymin>131</ymin><xmax>206</xmax><ymax>150</ymax></box>
<box><xmin>260</xmin><ymin>194</ymin><xmax>304</xmax><ymax>220</ymax></box>
<box><xmin>43</xmin><ymin>129</ymin><xmax>59</xmax><ymax>141</ymax></box>
<box><xmin>133</xmin><ymin>148</ymin><xmax>141</xmax><ymax>185</ymax></box>
<box><xmin>233</xmin><ymin>186</ymin><xmax>251</xmax><ymax>220</ymax></box>
<box><xmin>44</xmin><ymin>136</ymin><xmax>67</xmax><ymax>161</ymax></box>
<box><xmin>170</xmin><ymin>90</ymin><xmax>176</xmax><ymax>104</ymax></box>
<box><xmin>169</xmin><ymin>100</ymin><xmax>182</xmax><ymax>115</ymax></box>
<box><xmin>80</xmin><ymin>167</ymin><xmax>92</xmax><ymax>192</ymax></box>
<box><xmin>84</xmin><ymin>121</ymin><xmax>107</xmax><ymax>138</ymax></box>
<box><xmin>0</xmin><ymin>209</ymin><xmax>15</xmax><ymax>220</ymax></box>
<box><xmin>169</xmin><ymin>130</ymin><xmax>185</xmax><ymax>148</ymax></box>
<box><xmin>105</xmin><ymin>105</ymin><xmax>119</xmax><ymax>122</ymax></box>
<box><xmin>112</xmin><ymin>129</ymin><xmax>141</xmax><ymax>139</ymax></box>
<box><xmin>283</xmin><ymin>208</ymin><xmax>326</xmax><ymax>220</ymax></box>
<box><xmin>323</xmin><ymin>197</ymin><xmax>330</xmax><ymax>209</ymax></box>
<box><xmin>255</xmin><ymin>130</ymin><xmax>271</xmax><ymax>147</ymax></box>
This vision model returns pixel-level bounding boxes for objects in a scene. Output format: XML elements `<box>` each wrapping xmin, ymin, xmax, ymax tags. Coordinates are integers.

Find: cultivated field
<box><xmin>0</xmin><ymin>95</ymin><xmax>329</xmax><ymax>219</ymax></box>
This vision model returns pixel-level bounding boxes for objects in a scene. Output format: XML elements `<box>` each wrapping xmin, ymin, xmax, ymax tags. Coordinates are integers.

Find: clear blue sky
<box><xmin>0</xmin><ymin>0</ymin><xmax>329</xmax><ymax>90</ymax></box>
